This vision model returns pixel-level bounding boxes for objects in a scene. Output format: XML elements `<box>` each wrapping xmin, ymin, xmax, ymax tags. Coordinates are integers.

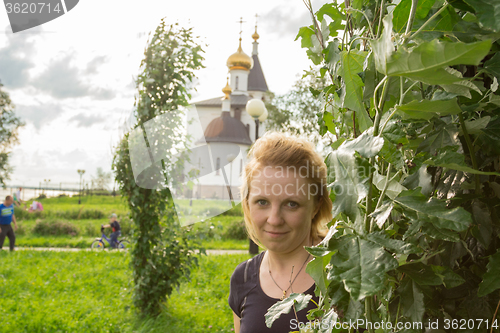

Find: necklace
<box><xmin>268</xmin><ymin>252</ymin><xmax>311</xmax><ymax>301</ymax></box>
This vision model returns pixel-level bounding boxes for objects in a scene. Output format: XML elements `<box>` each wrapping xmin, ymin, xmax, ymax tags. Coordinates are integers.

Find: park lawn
<box><xmin>13</xmin><ymin>236</ymin><xmax>248</xmax><ymax>250</ymax></box>
<box><xmin>0</xmin><ymin>250</ymin><xmax>250</xmax><ymax>332</ymax></box>
<box><xmin>12</xmin><ymin>195</ymin><xmax>249</xmax><ymax>250</ymax></box>
<box><xmin>0</xmin><ymin>250</ymin><xmax>134</xmax><ymax>332</ymax></box>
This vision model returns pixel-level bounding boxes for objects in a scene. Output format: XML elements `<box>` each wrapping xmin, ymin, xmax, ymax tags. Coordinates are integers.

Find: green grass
<box><xmin>15</xmin><ymin>235</ymin><xmax>97</xmax><ymax>248</ymax></box>
<box><xmin>201</xmin><ymin>239</ymin><xmax>248</xmax><ymax>250</ymax></box>
<box><xmin>126</xmin><ymin>253</ymin><xmax>251</xmax><ymax>333</ymax></box>
<box><xmin>0</xmin><ymin>250</ymin><xmax>251</xmax><ymax>332</ymax></box>
<box><xmin>0</xmin><ymin>250</ymin><xmax>133</xmax><ymax>332</ymax></box>
<box><xmin>13</xmin><ymin>196</ymin><xmax>247</xmax><ymax>250</ymax></box>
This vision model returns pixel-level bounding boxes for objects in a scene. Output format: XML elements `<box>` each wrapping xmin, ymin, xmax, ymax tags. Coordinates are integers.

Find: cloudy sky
<box><xmin>0</xmin><ymin>0</ymin><xmax>329</xmax><ymax>189</ymax></box>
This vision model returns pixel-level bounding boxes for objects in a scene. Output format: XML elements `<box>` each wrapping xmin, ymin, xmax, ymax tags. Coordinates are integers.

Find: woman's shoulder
<box><xmin>230</xmin><ymin>251</ymin><xmax>265</xmax><ymax>285</ymax></box>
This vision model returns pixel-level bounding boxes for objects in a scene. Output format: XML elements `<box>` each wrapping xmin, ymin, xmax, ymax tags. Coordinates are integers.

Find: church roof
<box><xmin>194</xmin><ymin>94</ymin><xmax>249</xmax><ymax>107</ymax></box>
<box><xmin>248</xmin><ymin>55</ymin><xmax>268</xmax><ymax>92</ymax></box>
<box><xmin>201</xmin><ymin>111</ymin><xmax>252</xmax><ymax>145</ymax></box>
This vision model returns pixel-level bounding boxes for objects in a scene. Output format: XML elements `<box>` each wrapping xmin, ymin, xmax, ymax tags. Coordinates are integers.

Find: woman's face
<box><xmin>247</xmin><ymin>166</ymin><xmax>320</xmax><ymax>254</ymax></box>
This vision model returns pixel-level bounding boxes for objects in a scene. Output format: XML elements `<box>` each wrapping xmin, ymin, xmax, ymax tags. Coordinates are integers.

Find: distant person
<box><xmin>0</xmin><ymin>195</ymin><xmax>18</xmax><ymax>251</ymax></box>
<box><xmin>13</xmin><ymin>187</ymin><xmax>22</xmax><ymax>207</ymax></box>
<box><xmin>28</xmin><ymin>200</ymin><xmax>44</xmax><ymax>212</ymax></box>
<box><xmin>102</xmin><ymin>213</ymin><xmax>121</xmax><ymax>249</ymax></box>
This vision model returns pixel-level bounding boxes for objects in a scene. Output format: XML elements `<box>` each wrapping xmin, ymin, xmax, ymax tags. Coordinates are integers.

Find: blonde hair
<box><xmin>241</xmin><ymin>132</ymin><xmax>332</xmax><ymax>247</ymax></box>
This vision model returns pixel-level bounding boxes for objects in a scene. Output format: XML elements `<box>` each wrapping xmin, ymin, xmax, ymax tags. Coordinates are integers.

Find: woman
<box><xmin>229</xmin><ymin>132</ymin><xmax>333</xmax><ymax>333</ymax></box>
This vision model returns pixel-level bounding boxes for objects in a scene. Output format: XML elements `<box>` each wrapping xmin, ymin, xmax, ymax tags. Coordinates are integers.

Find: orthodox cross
<box><xmin>237</xmin><ymin>17</ymin><xmax>246</xmax><ymax>40</ymax></box>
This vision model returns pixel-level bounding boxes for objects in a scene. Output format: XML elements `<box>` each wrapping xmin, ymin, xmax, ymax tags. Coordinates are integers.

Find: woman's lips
<box><xmin>265</xmin><ymin>231</ymin><xmax>288</xmax><ymax>238</ymax></box>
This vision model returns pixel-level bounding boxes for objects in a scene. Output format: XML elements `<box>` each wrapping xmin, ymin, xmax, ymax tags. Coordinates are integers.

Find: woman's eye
<box><xmin>256</xmin><ymin>199</ymin><xmax>267</xmax><ymax>206</ymax></box>
<box><xmin>287</xmin><ymin>201</ymin><xmax>298</xmax><ymax>208</ymax></box>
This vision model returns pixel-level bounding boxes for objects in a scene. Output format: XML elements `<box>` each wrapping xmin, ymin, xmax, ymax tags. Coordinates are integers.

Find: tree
<box><xmin>0</xmin><ymin>82</ymin><xmax>24</xmax><ymax>187</ymax></box>
<box><xmin>91</xmin><ymin>167</ymin><xmax>111</xmax><ymax>190</ymax></box>
<box><xmin>112</xmin><ymin>20</ymin><xmax>204</xmax><ymax>316</ymax></box>
<box><xmin>266</xmin><ymin>1</ymin><xmax>500</xmax><ymax>332</ymax></box>
<box><xmin>265</xmin><ymin>68</ymin><xmax>334</xmax><ymax>149</ymax></box>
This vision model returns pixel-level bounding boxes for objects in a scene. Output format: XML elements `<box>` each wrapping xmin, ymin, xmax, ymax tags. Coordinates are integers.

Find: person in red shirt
<box><xmin>102</xmin><ymin>213</ymin><xmax>121</xmax><ymax>249</ymax></box>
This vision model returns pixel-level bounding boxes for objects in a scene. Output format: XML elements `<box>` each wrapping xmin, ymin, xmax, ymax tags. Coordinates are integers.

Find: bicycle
<box><xmin>91</xmin><ymin>226</ymin><xmax>130</xmax><ymax>250</ymax></box>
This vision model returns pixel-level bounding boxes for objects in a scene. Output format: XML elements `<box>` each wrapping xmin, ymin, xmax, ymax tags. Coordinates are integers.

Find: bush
<box><xmin>54</xmin><ymin>209</ymin><xmax>105</xmax><ymax>220</ymax></box>
<box><xmin>84</xmin><ymin>222</ymin><xmax>100</xmax><ymax>237</ymax></box>
<box><xmin>14</xmin><ymin>222</ymin><xmax>27</xmax><ymax>236</ymax></box>
<box><xmin>220</xmin><ymin>204</ymin><xmax>243</xmax><ymax>216</ymax></box>
<box><xmin>32</xmin><ymin>220</ymin><xmax>79</xmax><ymax>237</ymax></box>
<box><xmin>14</xmin><ymin>207</ymin><xmax>44</xmax><ymax>220</ymax></box>
<box><xmin>222</xmin><ymin>220</ymin><xmax>247</xmax><ymax>240</ymax></box>
<box><xmin>118</xmin><ymin>216</ymin><xmax>132</xmax><ymax>237</ymax></box>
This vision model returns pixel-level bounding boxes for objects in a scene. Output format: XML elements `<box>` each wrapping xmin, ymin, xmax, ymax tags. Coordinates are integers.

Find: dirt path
<box><xmin>15</xmin><ymin>247</ymin><xmax>249</xmax><ymax>255</ymax></box>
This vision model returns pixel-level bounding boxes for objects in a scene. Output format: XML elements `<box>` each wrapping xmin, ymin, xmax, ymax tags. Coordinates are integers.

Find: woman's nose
<box><xmin>266</xmin><ymin>204</ymin><xmax>283</xmax><ymax>225</ymax></box>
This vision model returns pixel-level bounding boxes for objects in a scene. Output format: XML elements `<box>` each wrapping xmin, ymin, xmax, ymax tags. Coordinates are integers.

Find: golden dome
<box><xmin>227</xmin><ymin>39</ymin><xmax>253</xmax><ymax>71</ymax></box>
<box><xmin>222</xmin><ymin>78</ymin><xmax>232</xmax><ymax>100</ymax></box>
<box><xmin>252</xmin><ymin>27</ymin><xmax>259</xmax><ymax>41</ymax></box>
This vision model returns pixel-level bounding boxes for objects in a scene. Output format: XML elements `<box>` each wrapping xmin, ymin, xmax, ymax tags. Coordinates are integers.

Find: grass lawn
<box><xmin>12</xmin><ymin>195</ymin><xmax>252</xmax><ymax>250</ymax></box>
<box><xmin>0</xmin><ymin>250</ymin><xmax>251</xmax><ymax>332</ymax></box>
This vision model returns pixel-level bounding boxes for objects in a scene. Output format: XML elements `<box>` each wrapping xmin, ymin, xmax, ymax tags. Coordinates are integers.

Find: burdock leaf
<box><xmin>477</xmin><ymin>248</ymin><xmax>500</xmax><ymax>297</ymax></box>
<box><xmin>265</xmin><ymin>293</ymin><xmax>312</xmax><ymax>328</ymax></box>
<box><xmin>327</xmin><ymin>236</ymin><xmax>399</xmax><ymax>300</ymax></box>
<box><xmin>394</xmin><ymin>189</ymin><xmax>472</xmax><ymax>232</ymax></box>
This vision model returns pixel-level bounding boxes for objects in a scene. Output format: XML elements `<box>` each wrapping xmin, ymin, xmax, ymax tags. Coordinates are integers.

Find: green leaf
<box><xmin>463</xmin><ymin>0</ymin><xmax>500</xmax><ymax>32</ymax></box>
<box><xmin>424</xmin><ymin>146</ymin><xmax>500</xmax><ymax>176</ymax></box>
<box><xmin>295</xmin><ymin>26</ymin><xmax>316</xmax><ymax>49</ymax></box>
<box><xmin>373</xmin><ymin>171</ymin><xmax>406</xmax><ymax>199</ymax></box>
<box><xmin>480</xmin><ymin>116</ymin><xmax>500</xmax><ymax>142</ymax></box>
<box><xmin>339</xmin><ymin>131</ymin><xmax>385</xmax><ymax>158</ymax></box>
<box><xmin>371</xmin><ymin>13</ymin><xmax>393</xmax><ymax>75</ymax></box>
<box><xmin>449</xmin><ymin>0</ymin><xmax>476</xmax><ymax>12</ymax></box>
<box><xmin>340</xmin><ymin>50</ymin><xmax>372</xmax><ymax>130</ymax></box>
<box><xmin>471</xmin><ymin>200</ymin><xmax>493</xmax><ymax>248</ymax></box>
<box><xmin>306</xmin><ymin>252</ymin><xmax>334</xmax><ymax>295</ymax></box>
<box><xmin>397</xmin><ymin>277</ymin><xmax>425</xmax><ymax>323</ymax></box>
<box><xmin>317</xmin><ymin>2</ymin><xmax>345</xmax><ymax>22</ymax></box>
<box><xmin>398</xmin><ymin>262</ymin><xmax>443</xmax><ymax>285</ymax></box>
<box><xmin>365</xmin><ymin>230</ymin><xmax>421</xmax><ymax>254</ymax></box>
<box><xmin>396</xmin><ymin>99</ymin><xmax>462</xmax><ymax>120</ymax></box>
<box><xmin>402</xmin><ymin>165</ymin><xmax>433</xmax><ymax>196</ymax></box>
<box><xmin>383</xmin><ymin>40</ymin><xmax>492</xmax><ymax>84</ymax></box>
<box><xmin>319</xmin><ymin>308</ymin><xmax>339</xmax><ymax>333</ymax></box>
<box><xmin>394</xmin><ymin>189</ymin><xmax>472</xmax><ymax>232</ymax></box>
<box><xmin>324</xmin><ymin>40</ymin><xmax>341</xmax><ymax>71</ymax></box>
<box><xmin>421</xmin><ymin>222</ymin><xmax>461</xmax><ymax>242</ymax></box>
<box><xmin>418</xmin><ymin>123</ymin><xmax>460</xmax><ymax>155</ymax></box>
<box><xmin>431</xmin><ymin>265</ymin><xmax>465</xmax><ymax>288</ymax></box>
<box><xmin>459</xmin><ymin>115</ymin><xmax>491</xmax><ymax>135</ymax></box>
<box><xmin>327</xmin><ymin>152</ymin><xmax>373</xmax><ymax>220</ymax></box>
<box><xmin>477</xmin><ymin>248</ymin><xmax>500</xmax><ymax>297</ymax></box>
<box><xmin>305</xmin><ymin>245</ymin><xmax>333</xmax><ymax>257</ymax></box>
<box><xmin>265</xmin><ymin>293</ymin><xmax>313</xmax><ymax>328</ymax></box>
<box><xmin>327</xmin><ymin>236</ymin><xmax>399</xmax><ymax>300</ymax></box>
<box><xmin>370</xmin><ymin>201</ymin><xmax>394</xmax><ymax>228</ymax></box>
<box><xmin>440</xmin><ymin>68</ymin><xmax>483</xmax><ymax>98</ymax></box>
<box><xmin>484</xmin><ymin>52</ymin><xmax>500</xmax><ymax>80</ymax></box>
<box><xmin>392</xmin><ymin>0</ymin><xmax>436</xmax><ymax>33</ymax></box>
<box><xmin>378</xmin><ymin>140</ymin><xmax>405</xmax><ymax>169</ymax></box>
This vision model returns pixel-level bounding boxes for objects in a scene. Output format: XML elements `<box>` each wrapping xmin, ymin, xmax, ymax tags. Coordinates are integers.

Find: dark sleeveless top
<box><xmin>228</xmin><ymin>251</ymin><xmax>319</xmax><ymax>333</ymax></box>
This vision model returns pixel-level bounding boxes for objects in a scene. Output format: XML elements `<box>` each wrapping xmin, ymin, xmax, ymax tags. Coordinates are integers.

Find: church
<box><xmin>185</xmin><ymin>22</ymin><xmax>269</xmax><ymax>204</ymax></box>
<box><xmin>184</xmin><ymin>23</ymin><xmax>269</xmax><ymax>202</ymax></box>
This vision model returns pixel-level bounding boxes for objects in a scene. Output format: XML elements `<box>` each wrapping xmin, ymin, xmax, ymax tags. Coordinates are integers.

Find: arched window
<box><xmin>216</xmin><ymin>157</ymin><xmax>220</xmax><ymax>175</ymax></box>
<box><xmin>235</xmin><ymin>76</ymin><xmax>239</xmax><ymax>90</ymax></box>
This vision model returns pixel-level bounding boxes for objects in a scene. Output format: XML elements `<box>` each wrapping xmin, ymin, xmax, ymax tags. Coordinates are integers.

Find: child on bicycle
<box><xmin>102</xmin><ymin>213</ymin><xmax>121</xmax><ymax>249</ymax></box>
